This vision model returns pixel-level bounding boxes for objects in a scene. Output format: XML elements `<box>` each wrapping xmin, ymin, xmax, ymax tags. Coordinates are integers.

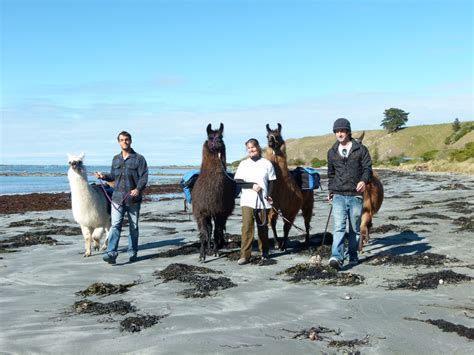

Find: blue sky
<box><xmin>1</xmin><ymin>0</ymin><xmax>472</xmax><ymax>166</ymax></box>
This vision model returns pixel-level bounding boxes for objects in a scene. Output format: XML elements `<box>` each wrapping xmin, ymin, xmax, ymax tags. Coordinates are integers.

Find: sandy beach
<box><xmin>0</xmin><ymin>171</ymin><xmax>473</xmax><ymax>354</ymax></box>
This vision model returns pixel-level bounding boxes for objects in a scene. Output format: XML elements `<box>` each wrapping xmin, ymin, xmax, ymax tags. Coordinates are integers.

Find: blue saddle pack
<box><xmin>290</xmin><ymin>167</ymin><xmax>321</xmax><ymax>191</ymax></box>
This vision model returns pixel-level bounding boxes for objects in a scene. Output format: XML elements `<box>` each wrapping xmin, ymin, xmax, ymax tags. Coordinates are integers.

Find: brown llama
<box><xmin>354</xmin><ymin>132</ymin><xmax>384</xmax><ymax>251</ymax></box>
<box><xmin>191</xmin><ymin>123</ymin><xmax>235</xmax><ymax>261</ymax></box>
<box><xmin>265</xmin><ymin>123</ymin><xmax>314</xmax><ymax>251</ymax></box>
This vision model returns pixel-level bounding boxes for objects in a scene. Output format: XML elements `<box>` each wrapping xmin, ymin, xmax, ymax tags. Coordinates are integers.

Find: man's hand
<box><xmin>356</xmin><ymin>181</ymin><xmax>367</xmax><ymax>193</ymax></box>
<box><xmin>95</xmin><ymin>172</ymin><xmax>104</xmax><ymax>179</ymax></box>
<box><xmin>130</xmin><ymin>188</ymin><xmax>140</xmax><ymax>197</ymax></box>
<box><xmin>327</xmin><ymin>193</ymin><xmax>333</xmax><ymax>202</ymax></box>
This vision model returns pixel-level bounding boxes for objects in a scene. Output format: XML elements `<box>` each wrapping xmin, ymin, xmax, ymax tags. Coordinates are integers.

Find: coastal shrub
<box><xmin>445</xmin><ymin>121</ymin><xmax>474</xmax><ymax>145</ymax></box>
<box><xmin>310</xmin><ymin>157</ymin><xmax>327</xmax><ymax>168</ymax></box>
<box><xmin>230</xmin><ymin>160</ymin><xmax>241</xmax><ymax>168</ymax></box>
<box><xmin>421</xmin><ymin>150</ymin><xmax>439</xmax><ymax>162</ymax></box>
<box><xmin>289</xmin><ymin>158</ymin><xmax>305</xmax><ymax>166</ymax></box>
<box><xmin>386</xmin><ymin>155</ymin><xmax>404</xmax><ymax>166</ymax></box>
<box><xmin>371</xmin><ymin>147</ymin><xmax>380</xmax><ymax>165</ymax></box>
<box><xmin>449</xmin><ymin>142</ymin><xmax>474</xmax><ymax>162</ymax></box>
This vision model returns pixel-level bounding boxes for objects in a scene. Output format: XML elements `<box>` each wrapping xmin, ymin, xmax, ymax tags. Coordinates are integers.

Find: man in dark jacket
<box><xmin>327</xmin><ymin>118</ymin><xmax>372</xmax><ymax>270</ymax></box>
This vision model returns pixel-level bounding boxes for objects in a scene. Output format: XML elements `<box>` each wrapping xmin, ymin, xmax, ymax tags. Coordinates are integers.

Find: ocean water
<box><xmin>0</xmin><ymin>165</ymin><xmax>193</xmax><ymax>195</ymax></box>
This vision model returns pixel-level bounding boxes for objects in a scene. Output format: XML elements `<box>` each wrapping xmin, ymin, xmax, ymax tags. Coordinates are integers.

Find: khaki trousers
<box><xmin>240</xmin><ymin>206</ymin><xmax>270</xmax><ymax>259</ymax></box>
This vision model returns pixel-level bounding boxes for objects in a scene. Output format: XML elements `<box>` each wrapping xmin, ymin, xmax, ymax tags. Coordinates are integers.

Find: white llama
<box><xmin>67</xmin><ymin>153</ymin><xmax>111</xmax><ymax>257</ymax></box>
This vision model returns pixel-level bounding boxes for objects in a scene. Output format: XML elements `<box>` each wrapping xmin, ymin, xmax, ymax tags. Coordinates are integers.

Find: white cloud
<box><xmin>1</xmin><ymin>89</ymin><xmax>472</xmax><ymax>166</ymax></box>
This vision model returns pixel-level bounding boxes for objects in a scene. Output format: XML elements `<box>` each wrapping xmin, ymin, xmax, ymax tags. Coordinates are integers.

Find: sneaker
<box><xmin>129</xmin><ymin>254</ymin><xmax>138</xmax><ymax>263</ymax></box>
<box><xmin>238</xmin><ymin>258</ymin><xmax>249</xmax><ymax>265</ymax></box>
<box><xmin>103</xmin><ymin>253</ymin><xmax>116</xmax><ymax>265</ymax></box>
<box><xmin>329</xmin><ymin>257</ymin><xmax>342</xmax><ymax>271</ymax></box>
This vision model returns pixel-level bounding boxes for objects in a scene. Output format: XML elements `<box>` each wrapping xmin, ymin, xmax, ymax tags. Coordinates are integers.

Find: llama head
<box><xmin>354</xmin><ymin>131</ymin><xmax>365</xmax><ymax>144</ymax></box>
<box><xmin>206</xmin><ymin>123</ymin><xmax>225</xmax><ymax>153</ymax></box>
<box><xmin>266</xmin><ymin>123</ymin><xmax>284</xmax><ymax>152</ymax></box>
<box><xmin>67</xmin><ymin>152</ymin><xmax>86</xmax><ymax>173</ymax></box>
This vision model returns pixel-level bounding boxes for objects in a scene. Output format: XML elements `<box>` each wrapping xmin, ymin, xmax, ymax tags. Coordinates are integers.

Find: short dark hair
<box><xmin>117</xmin><ymin>131</ymin><xmax>132</xmax><ymax>141</ymax></box>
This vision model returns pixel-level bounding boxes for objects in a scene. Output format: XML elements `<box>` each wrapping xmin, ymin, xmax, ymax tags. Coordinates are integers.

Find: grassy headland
<box><xmin>283</xmin><ymin>121</ymin><xmax>474</xmax><ymax>175</ymax></box>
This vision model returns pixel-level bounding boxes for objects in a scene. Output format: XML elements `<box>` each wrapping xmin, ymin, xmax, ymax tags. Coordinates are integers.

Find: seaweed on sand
<box><xmin>280</xmin><ymin>263</ymin><xmax>365</xmax><ymax>286</ymax></box>
<box><xmin>328</xmin><ymin>335</ymin><xmax>370</xmax><ymax>349</ymax></box>
<box><xmin>366</xmin><ymin>252</ymin><xmax>459</xmax><ymax>267</ymax></box>
<box><xmin>286</xmin><ymin>326</ymin><xmax>340</xmax><ymax>340</ymax></box>
<box><xmin>76</xmin><ymin>281</ymin><xmax>140</xmax><ymax>297</ymax></box>
<box><xmin>120</xmin><ymin>314</ymin><xmax>169</xmax><ymax>333</ymax></box>
<box><xmin>153</xmin><ymin>263</ymin><xmax>236</xmax><ymax>297</ymax></box>
<box><xmin>73</xmin><ymin>299</ymin><xmax>136</xmax><ymax>315</ymax></box>
<box><xmin>453</xmin><ymin>216</ymin><xmax>474</xmax><ymax>232</ymax></box>
<box><xmin>0</xmin><ymin>233</ymin><xmax>58</xmax><ymax>250</ymax></box>
<box><xmin>388</xmin><ymin>270</ymin><xmax>472</xmax><ymax>290</ymax></box>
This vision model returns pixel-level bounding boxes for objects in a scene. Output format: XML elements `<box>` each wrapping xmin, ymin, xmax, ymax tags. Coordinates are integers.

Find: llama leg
<box><xmin>81</xmin><ymin>226</ymin><xmax>93</xmax><ymax>257</ymax></box>
<box><xmin>301</xmin><ymin>191</ymin><xmax>314</xmax><ymax>245</ymax></box>
<box><xmin>92</xmin><ymin>227</ymin><xmax>105</xmax><ymax>251</ymax></box>
<box><xmin>359</xmin><ymin>213</ymin><xmax>370</xmax><ymax>251</ymax></box>
<box><xmin>199</xmin><ymin>217</ymin><xmax>212</xmax><ymax>262</ymax></box>
<box><xmin>268</xmin><ymin>209</ymin><xmax>279</xmax><ymax>249</ymax></box>
<box><xmin>100</xmin><ymin>228</ymin><xmax>109</xmax><ymax>251</ymax></box>
<box><xmin>213</xmin><ymin>215</ymin><xmax>226</xmax><ymax>256</ymax></box>
<box><xmin>281</xmin><ymin>221</ymin><xmax>292</xmax><ymax>251</ymax></box>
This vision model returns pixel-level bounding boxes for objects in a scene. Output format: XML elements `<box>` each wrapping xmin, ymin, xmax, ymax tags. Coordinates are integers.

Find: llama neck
<box><xmin>200</xmin><ymin>143</ymin><xmax>226</xmax><ymax>173</ymax></box>
<box><xmin>68</xmin><ymin>168</ymin><xmax>92</xmax><ymax>194</ymax></box>
<box><xmin>266</xmin><ymin>144</ymin><xmax>290</xmax><ymax>177</ymax></box>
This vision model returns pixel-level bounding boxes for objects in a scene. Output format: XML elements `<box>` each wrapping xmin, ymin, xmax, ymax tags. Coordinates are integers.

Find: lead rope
<box><xmin>254</xmin><ymin>191</ymin><xmax>268</xmax><ymax>227</ymax></box>
<box><xmin>98</xmin><ymin>179</ymin><xmax>131</xmax><ymax>212</ymax></box>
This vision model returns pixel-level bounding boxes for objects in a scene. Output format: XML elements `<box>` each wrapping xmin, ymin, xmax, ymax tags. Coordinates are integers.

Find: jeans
<box><xmin>106</xmin><ymin>202</ymin><xmax>141</xmax><ymax>258</ymax></box>
<box><xmin>331</xmin><ymin>194</ymin><xmax>363</xmax><ymax>264</ymax></box>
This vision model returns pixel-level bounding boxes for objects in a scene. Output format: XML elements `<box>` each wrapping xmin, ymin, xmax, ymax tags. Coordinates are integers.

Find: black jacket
<box><xmin>327</xmin><ymin>139</ymin><xmax>372</xmax><ymax>196</ymax></box>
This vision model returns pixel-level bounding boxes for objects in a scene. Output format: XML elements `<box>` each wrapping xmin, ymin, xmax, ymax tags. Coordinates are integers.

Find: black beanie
<box><xmin>333</xmin><ymin>118</ymin><xmax>351</xmax><ymax>133</ymax></box>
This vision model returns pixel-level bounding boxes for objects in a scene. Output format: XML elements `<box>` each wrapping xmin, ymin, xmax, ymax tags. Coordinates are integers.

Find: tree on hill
<box><xmin>452</xmin><ymin>118</ymin><xmax>461</xmax><ymax>132</ymax></box>
<box><xmin>381</xmin><ymin>108</ymin><xmax>409</xmax><ymax>132</ymax></box>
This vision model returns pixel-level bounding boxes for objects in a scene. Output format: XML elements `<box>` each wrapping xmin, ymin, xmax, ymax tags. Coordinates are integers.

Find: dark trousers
<box><xmin>240</xmin><ymin>206</ymin><xmax>270</xmax><ymax>259</ymax></box>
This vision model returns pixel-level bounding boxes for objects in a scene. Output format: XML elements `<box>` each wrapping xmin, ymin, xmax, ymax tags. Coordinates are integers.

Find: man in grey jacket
<box><xmin>327</xmin><ymin>118</ymin><xmax>372</xmax><ymax>270</ymax></box>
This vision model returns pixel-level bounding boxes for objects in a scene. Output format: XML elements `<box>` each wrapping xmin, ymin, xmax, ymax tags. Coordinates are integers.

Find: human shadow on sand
<box><xmin>365</xmin><ymin>230</ymin><xmax>431</xmax><ymax>258</ymax></box>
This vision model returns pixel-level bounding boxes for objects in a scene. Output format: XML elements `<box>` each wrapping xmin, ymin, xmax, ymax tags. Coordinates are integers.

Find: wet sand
<box><xmin>0</xmin><ymin>172</ymin><xmax>473</xmax><ymax>354</ymax></box>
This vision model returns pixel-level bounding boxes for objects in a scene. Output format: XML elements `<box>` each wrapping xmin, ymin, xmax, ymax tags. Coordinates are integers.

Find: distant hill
<box><xmin>283</xmin><ymin>121</ymin><xmax>474</xmax><ymax>174</ymax></box>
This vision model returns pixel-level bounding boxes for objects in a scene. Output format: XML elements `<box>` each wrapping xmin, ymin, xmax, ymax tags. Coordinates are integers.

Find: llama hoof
<box><xmin>83</xmin><ymin>252</ymin><xmax>91</xmax><ymax>257</ymax></box>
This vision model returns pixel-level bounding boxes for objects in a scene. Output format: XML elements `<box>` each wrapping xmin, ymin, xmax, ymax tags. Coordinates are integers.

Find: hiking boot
<box><xmin>103</xmin><ymin>253</ymin><xmax>116</xmax><ymax>265</ymax></box>
<box><xmin>129</xmin><ymin>254</ymin><xmax>138</xmax><ymax>263</ymax></box>
<box><xmin>329</xmin><ymin>257</ymin><xmax>342</xmax><ymax>271</ymax></box>
<box><xmin>238</xmin><ymin>258</ymin><xmax>249</xmax><ymax>265</ymax></box>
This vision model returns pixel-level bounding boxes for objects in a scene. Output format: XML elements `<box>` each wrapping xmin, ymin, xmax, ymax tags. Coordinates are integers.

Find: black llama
<box><xmin>265</xmin><ymin>123</ymin><xmax>314</xmax><ymax>250</ymax></box>
<box><xmin>191</xmin><ymin>123</ymin><xmax>235</xmax><ymax>261</ymax></box>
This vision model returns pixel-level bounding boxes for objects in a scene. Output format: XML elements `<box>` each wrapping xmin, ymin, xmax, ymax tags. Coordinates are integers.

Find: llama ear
<box><xmin>79</xmin><ymin>152</ymin><xmax>85</xmax><ymax>161</ymax></box>
<box><xmin>67</xmin><ymin>153</ymin><xmax>73</xmax><ymax>162</ymax></box>
<box><xmin>266</xmin><ymin>124</ymin><xmax>270</xmax><ymax>132</ymax></box>
<box><xmin>358</xmin><ymin>131</ymin><xmax>365</xmax><ymax>143</ymax></box>
<box><xmin>206</xmin><ymin>123</ymin><xmax>212</xmax><ymax>135</ymax></box>
<box><xmin>277</xmin><ymin>123</ymin><xmax>282</xmax><ymax>133</ymax></box>
<box><xmin>219</xmin><ymin>123</ymin><xmax>223</xmax><ymax>134</ymax></box>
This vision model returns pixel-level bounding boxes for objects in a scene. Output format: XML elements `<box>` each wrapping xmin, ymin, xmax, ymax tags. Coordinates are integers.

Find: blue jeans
<box><xmin>331</xmin><ymin>194</ymin><xmax>363</xmax><ymax>264</ymax></box>
<box><xmin>106</xmin><ymin>203</ymin><xmax>141</xmax><ymax>258</ymax></box>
